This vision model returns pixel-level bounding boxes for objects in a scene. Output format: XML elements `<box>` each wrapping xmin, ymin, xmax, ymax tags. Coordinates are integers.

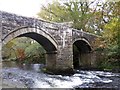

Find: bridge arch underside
<box><xmin>18</xmin><ymin>33</ymin><xmax>57</xmax><ymax>52</ymax></box>
<box><xmin>73</xmin><ymin>39</ymin><xmax>92</xmax><ymax>69</ymax></box>
<box><xmin>2</xmin><ymin>28</ymin><xmax>58</xmax><ymax>70</ymax></box>
<box><xmin>3</xmin><ymin>28</ymin><xmax>57</xmax><ymax>52</ymax></box>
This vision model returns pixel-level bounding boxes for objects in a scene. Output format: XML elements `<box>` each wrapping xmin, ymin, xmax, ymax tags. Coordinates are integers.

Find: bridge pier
<box><xmin>80</xmin><ymin>52</ymin><xmax>92</xmax><ymax>68</ymax></box>
<box><xmin>45</xmin><ymin>45</ymin><xmax>74</xmax><ymax>75</ymax></box>
<box><xmin>76</xmin><ymin>52</ymin><xmax>97</xmax><ymax>69</ymax></box>
<box><xmin>55</xmin><ymin>47</ymin><xmax>74</xmax><ymax>75</ymax></box>
<box><xmin>45</xmin><ymin>51</ymin><xmax>57</xmax><ymax>73</ymax></box>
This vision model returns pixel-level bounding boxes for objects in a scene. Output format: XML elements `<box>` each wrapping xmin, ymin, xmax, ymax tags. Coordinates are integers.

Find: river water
<box><xmin>2</xmin><ymin>61</ymin><xmax>120</xmax><ymax>89</ymax></box>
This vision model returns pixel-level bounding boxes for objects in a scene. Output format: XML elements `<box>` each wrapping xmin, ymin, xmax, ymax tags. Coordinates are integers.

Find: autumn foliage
<box><xmin>16</xmin><ymin>48</ymin><xmax>25</xmax><ymax>61</ymax></box>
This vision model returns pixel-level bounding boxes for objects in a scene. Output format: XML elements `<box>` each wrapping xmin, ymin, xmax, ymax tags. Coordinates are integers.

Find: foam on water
<box><xmin>2</xmin><ymin>64</ymin><xmax>119</xmax><ymax>88</ymax></box>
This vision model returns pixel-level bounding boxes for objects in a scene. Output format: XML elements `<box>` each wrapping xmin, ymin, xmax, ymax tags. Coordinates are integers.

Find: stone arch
<box><xmin>2</xmin><ymin>27</ymin><xmax>58</xmax><ymax>52</ymax></box>
<box><xmin>73</xmin><ymin>37</ymin><xmax>92</xmax><ymax>69</ymax></box>
<box><xmin>73</xmin><ymin>37</ymin><xmax>92</xmax><ymax>51</ymax></box>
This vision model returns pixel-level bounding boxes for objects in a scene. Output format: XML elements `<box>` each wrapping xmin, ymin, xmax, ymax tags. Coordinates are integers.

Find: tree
<box><xmin>96</xmin><ymin>1</ymin><xmax>120</xmax><ymax>69</ymax></box>
<box><xmin>2</xmin><ymin>39</ymin><xmax>17</xmax><ymax>59</ymax></box>
<box><xmin>103</xmin><ymin>1</ymin><xmax>120</xmax><ymax>58</ymax></box>
<box><xmin>16</xmin><ymin>48</ymin><xmax>25</xmax><ymax>61</ymax></box>
<box><xmin>25</xmin><ymin>42</ymin><xmax>46</xmax><ymax>64</ymax></box>
<box><xmin>2</xmin><ymin>37</ymin><xmax>46</xmax><ymax>64</ymax></box>
<box><xmin>38</xmin><ymin>0</ymin><xmax>107</xmax><ymax>34</ymax></box>
<box><xmin>38</xmin><ymin>1</ymin><xmax>70</xmax><ymax>22</ymax></box>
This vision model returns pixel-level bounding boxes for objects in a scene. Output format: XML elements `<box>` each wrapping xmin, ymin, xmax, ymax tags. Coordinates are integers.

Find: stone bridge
<box><xmin>0</xmin><ymin>11</ymin><xmax>97</xmax><ymax>74</ymax></box>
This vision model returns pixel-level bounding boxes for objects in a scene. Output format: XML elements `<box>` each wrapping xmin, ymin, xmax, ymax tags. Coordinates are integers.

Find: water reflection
<box><xmin>2</xmin><ymin>61</ymin><xmax>44</xmax><ymax>72</ymax></box>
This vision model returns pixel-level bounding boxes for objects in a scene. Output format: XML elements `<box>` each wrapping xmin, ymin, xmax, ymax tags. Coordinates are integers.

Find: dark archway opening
<box><xmin>18</xmin><ymin>32</ymin><xmax>57</xmax><ymax>52</ymax></box>
<box><xmin>2</xmin><ymin>32</ymin><xmax>57</xmax><ymax>65</ymax></box>
<box><xmin>73</xmin><ymin>40</ymin><xmax>91</xmax><ymax>69</ymax></box>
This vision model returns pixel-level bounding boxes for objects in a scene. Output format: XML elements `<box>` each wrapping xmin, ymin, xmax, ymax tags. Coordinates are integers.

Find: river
<box><xmin>2</xmin><ymin>61</ymin><xmax>120</xmax><ymax>89</ymax></box>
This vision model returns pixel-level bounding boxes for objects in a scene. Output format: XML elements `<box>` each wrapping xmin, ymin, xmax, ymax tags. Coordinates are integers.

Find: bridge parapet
<box><xmin>72</xmin><ymin>29</ymin><xmax>97</xmax><ymax>40</ymax></box>
<box><xmin>72</xmin><ymin>29</ymin><xmax>98</xmax><ymax>49</ymax></box>
<box><xmin>0</xmin><ymin>11</ymin><xmax>68</xmax><ymax>39</ymax></box>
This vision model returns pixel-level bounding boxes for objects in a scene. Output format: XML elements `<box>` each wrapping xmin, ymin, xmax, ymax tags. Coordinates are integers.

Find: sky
<box><xmin>0</xmin><ymin>0</ymin><xmax>119</xmax><ymax>18</ymax></box>
<box><xmin>0</xmin><ymin>0</ymin><xmax>53</xmax><ymax>17</ymax></box>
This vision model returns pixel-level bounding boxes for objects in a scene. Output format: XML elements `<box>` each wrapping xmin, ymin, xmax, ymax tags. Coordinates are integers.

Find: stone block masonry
<box><xmin>0</xmin><ymin>11</ymin><xmax>98</xmax><ymax>74</ymax></box>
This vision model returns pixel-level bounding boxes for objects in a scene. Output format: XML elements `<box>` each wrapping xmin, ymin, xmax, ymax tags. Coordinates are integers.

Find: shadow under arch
<box><xmin>73</xmin><ymin>38</ymin><xmax>92</xmax><ymax>69</ymax></box>
<box><xmin>2</xmin><ymin>27</ymin><xmax>58</xmax><ymax>52</ymax></box>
